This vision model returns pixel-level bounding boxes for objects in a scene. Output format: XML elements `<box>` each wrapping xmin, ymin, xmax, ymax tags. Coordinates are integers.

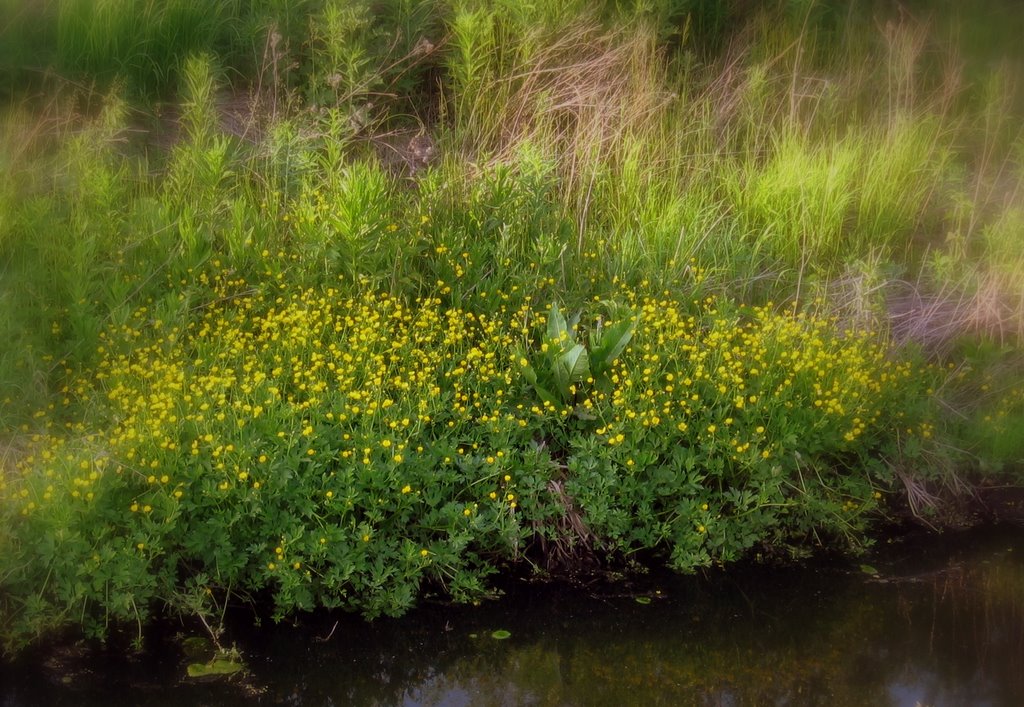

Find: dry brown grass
<box><xmin>455</xmin><ymin>20</ymin><xmax>670</xmax><ymax>175</ymax></box>
<box><xmin>823</xmin><ymin>263</ymin><xmax>1024</xmax><ymax>355</ymax></box>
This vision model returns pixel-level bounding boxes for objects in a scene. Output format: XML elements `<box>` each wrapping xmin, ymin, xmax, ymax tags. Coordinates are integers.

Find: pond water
<box><xmin>2</xmin><ymin>525</ymin><xmax>1023</xmax><ymax>706</ymax></box>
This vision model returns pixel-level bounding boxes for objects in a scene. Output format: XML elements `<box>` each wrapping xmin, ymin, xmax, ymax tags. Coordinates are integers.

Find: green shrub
<box><xmin>2</xmin><ymin>0</ymin><xmax>1023</xmax><ymax>657</ymax></box>
<box><xmin>0</xmin><ymin>271</ymin><xmax>947</xmax><ymax>650</ymax></box>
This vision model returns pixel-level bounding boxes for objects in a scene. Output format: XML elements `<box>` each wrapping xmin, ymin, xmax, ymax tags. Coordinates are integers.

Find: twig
<box><xmin>315</xmin><ymin>620</ymin><xmax>339</xmax><ymax>643</ymax></box>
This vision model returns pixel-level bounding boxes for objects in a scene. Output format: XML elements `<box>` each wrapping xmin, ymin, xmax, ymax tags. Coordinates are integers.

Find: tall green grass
<box><xmin>437</xmin><ymin>2</ymin><xmax>982</xmax><ymax>300</ymax></box>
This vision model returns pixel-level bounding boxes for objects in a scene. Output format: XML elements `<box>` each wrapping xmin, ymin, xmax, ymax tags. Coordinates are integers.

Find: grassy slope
<box><xmin>0</xmin><ymin>0</ymin><xmax>1022</xmax><ymax>651</ymax></box>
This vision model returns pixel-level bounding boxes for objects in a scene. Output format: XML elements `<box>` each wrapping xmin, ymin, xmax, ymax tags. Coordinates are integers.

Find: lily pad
<box><xmin>490</xmin><ymin>629</ymin><xmax>511</xmax><ymax>640</ymax></box>
<box><xmin>187</xmin><ymin>658</ymin><xmax>243</xmax><ymax>679</ymax></box>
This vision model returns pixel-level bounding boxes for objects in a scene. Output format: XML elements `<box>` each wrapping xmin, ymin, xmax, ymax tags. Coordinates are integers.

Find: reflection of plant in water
<box><xmin>372</xmin><ymin>553</ymin><xmax>1024</xmax><ymax>706</ymax></box>
<box><xmin>891</xmin><ymin>552</ymin><xmax>1024</xmax><ymax>700</ymax></box>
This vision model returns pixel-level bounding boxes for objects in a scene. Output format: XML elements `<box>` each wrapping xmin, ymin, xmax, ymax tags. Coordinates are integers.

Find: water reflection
<box><xmin>2</xmin><ymin>527</ymin><xmax>1022</xmax><ymax>706</ymax></box>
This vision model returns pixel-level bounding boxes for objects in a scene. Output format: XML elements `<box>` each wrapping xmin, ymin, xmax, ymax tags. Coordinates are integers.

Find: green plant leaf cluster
<box><xmin>520</xmin><ymin>302</ymin><xmax>638</xmax><ymax>407</ymax></box>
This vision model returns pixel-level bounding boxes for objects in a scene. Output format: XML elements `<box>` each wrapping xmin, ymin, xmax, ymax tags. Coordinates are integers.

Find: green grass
<box><xmin>1</xmin><ymin>0</ymin><xmax>1023</xmax><ymax>653</ymax></box>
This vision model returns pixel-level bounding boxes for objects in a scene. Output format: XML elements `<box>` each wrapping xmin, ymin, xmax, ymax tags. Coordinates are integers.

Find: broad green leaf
<box><xmin>187</xmin><ymin>658</ymin><xmax>243</xmax><ymax>679</ymax></box>
<box><xmin>547</xmin><ymin>302</ymin><xmax>568</xmax><ymax>344</ymax></box>
<box><xmin>532</xmin><ymin>383</ymin><xmax>561</xmax><ymax>408</ymax></box>
<box><xmin>567</xmin><ymin>310</ymin><xmax>581</xmax><ymax>338</ymax></box>
<box><xmin>562</xmin><ymin>343</ymin><xmax>590</xmax><ymax>382</ymax></box>
<box><xmin>554</xmin><ymin>343</ymin><xmax>589</xmax><ymax>397</ymax></box>
<box><xmin>590</xmin><ymin>316</ymin><xmax>638</xmax><ymax>375</ymax></box>
<box><xmin>519</xmin><ymin>359</ymin><xmax>538</xmax><ymax>386</ymax></box>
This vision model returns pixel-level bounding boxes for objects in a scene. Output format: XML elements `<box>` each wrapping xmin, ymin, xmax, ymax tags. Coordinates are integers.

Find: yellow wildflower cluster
<box><xmin>0</xmin><ymin>276</ymin><xmax>931</xmax><ymax>527</ymax></box>
<box><xmin>1</xmin><ymin>274</ymin><xmax>548</xmax><ymax>522</ymax></box>
<box><xmin>586</xmin><ymin>293</ymin><xmax>917</xmax><ymax>469</ymax></box>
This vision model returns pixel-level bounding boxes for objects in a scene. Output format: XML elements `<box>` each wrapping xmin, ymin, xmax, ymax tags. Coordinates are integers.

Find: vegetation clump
<box><xmin>1</xmin><ymin>0</ymin><xmax>1022</xmax><ymax>652</ymax></box>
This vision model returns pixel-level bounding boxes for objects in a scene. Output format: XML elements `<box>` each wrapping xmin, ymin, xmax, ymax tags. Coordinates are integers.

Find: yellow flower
<box><xmin>420</xmin><ymin>549</ymin><xmax>429</xmax><ymax>557</ymax></box>
<box><xmin>401</xmin><ymin>485</ymin><xmax>412</xmax><ymax>494</ymax></box>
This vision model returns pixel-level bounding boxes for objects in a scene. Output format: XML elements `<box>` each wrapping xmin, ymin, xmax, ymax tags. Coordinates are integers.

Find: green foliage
<box><xmin>1</xmin><ymin>0</ymin><xmax>1023</xmax><ymax>657</ymax></box>
<box><xmin>57</xmin><ymin>0</ymin><xmax>219</xmax><ymax>92</ymax></box>
<box><xmin>0</xmin><ymin>274</ymin><xmax>946</xmax><ymax>651</ymax></box>
<box><xmin>519</xmin><ymin>302</ymin><xmax>638</xmax><ymax>406</ymax></box>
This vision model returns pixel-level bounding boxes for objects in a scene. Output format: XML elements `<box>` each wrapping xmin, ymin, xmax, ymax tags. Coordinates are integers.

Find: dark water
<box><xmin>2</xmin><ymin>526</ymin><xmax>1023</xmax><ymax>706</ymax></box>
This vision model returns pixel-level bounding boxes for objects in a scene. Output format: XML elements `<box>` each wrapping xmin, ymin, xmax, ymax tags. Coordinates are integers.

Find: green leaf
<box><xmin>547</xmin><ymin>302</ymin><xmax>568</xmax><ymax>345</ymax></box>
<box><xmin>491</xmin><ymin>629</ymin><xmax>511</xmax><ymax>640</ymax></box>
<box><xmin>634</xmin><ymin>596</ymin><xmax>652</xmax><ymax>605</ymax></box>
<box><xmin>553</xmin><ymin>343</ymin><xmax>589</xmax><ymax>398</ymax></box>
<box><xmin>567</xmin><ymin>310</ymin><xmax>581</xmax><ymax>337</ymax></box>
<box><xmin>532</xmin><ymin>382</ymin><xmax>561</xmax><ymax>408</ymax></box>
<box><xmin>520</xmin><ymin>359</ymin><xmax>538</xmax><ymax>386</ymax></box>
<box><xmin>187</xmin><ymin>658</ymin><xmax>243</xmax><ymax>679</ymax></box>
<box><xmin>590</xmin><ymin>316</ymin><xmax>638</xmax><ymax>376</ymax></box>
